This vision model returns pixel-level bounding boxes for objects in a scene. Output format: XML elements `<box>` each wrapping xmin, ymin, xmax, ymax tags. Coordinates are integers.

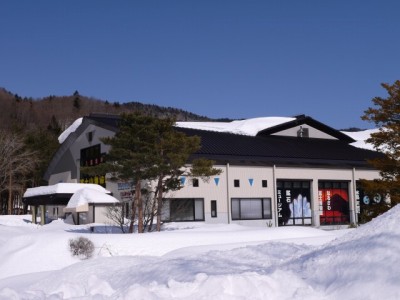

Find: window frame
<box><xmin>162</xmin><ymin>198</ymin><xmax>205</xmax><ymax>222</ymax></box>
<box><xmin>211</xmin><ymin>200</ymin><xmax>217</xmax><ymax>218</ymax></box>
<box><xmin>318</xmin><ymin>180</ymin><xmax>350</xmax><ymax>225</ymax></box>
<box><xmin>262</xmin><ymin>180</ymin><xmax>268</xmax><ymax>188</ymax></box>
<box><xmin>192</xmin><ymin>178</ymin><xmax>199</xmax><ymax>187</ymax></box>
<box><xmin>231</xmin><ymin>198</ymin><xmax>272</xmax><ymax>220</ymax></box>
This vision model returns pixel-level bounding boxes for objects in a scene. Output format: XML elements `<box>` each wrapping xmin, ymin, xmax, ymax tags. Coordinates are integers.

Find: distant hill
<box><xmin>0</xmin><ymin>87</ymin><xmax>215</xmax><ymax>132</ymax></box>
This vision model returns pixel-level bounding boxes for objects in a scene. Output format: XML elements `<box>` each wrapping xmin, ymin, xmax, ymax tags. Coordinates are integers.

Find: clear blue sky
<box><xmin>1</xmin><ymin>1</ymin><xmax>399</xmax><ymax>129</ymax></box>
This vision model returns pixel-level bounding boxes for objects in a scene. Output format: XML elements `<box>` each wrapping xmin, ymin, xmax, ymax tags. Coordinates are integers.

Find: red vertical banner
<box><xmin>319</xmin><ymin>181</ymin><xmax>350</xmax><ymax>225</ymax></box>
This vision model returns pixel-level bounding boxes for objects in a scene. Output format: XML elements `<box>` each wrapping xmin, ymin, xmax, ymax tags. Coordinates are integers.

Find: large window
<box><xmin>276</xmin><ymin>180</ymin><xmax>312</xmax><ymax>226</ymax></box>
<box><xmin>80</xmin><ymin>144</ymin><xmax>103</xmax><ymax>167</ymax></box>
<box><xmin>355</xmin><ymin>181</ymin><xmax>390</xmax><ymax>223</ymax></box>
<box><xmin>80</xmin><ymin>144</ymin><xmax>106</xmax><ymax>187</ymax></box>
<box><xmin>162</xmin><ymin>198</ymin><xmax>204</xmax><ymax>222</ymax></box>
<box><xmin>231</xmin><ymin>198</ymin><xmax>272</xmax><ymax>220</ymax></box>
<box><xmin>318</xmin><ymin>181</ymin><xmax>349</xmax><ymax>225</ymax></box>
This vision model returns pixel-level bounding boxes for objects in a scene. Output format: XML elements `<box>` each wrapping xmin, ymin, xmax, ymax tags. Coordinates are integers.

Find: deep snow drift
<box><xmin>0</xmin><ymin>205</ymin><xmax>399</xmax><ymax>299</ymax></box>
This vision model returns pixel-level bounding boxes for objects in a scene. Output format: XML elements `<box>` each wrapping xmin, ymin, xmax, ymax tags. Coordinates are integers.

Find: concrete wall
<box><xmin>169</xmin><ymin>164</ymin><xmax>380</xmax><ymax>227</ymax></box>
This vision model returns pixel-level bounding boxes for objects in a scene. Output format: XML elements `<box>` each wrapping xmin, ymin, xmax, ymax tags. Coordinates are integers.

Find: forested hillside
<box><xmin>0</xmin><ymin>87</ymin><xmax>214</xmax><ymax>215</ymax></box>
<box><xmin>0</xmin><ymin>87</ymin><xmax>211</xmax><ymax>131</ymax></box>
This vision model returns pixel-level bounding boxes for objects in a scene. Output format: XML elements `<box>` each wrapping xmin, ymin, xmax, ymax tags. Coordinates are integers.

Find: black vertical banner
<box><xmin>277</xmin><ymin>181</ymin><xmax>312</xmax><ymax>226</ymax></box>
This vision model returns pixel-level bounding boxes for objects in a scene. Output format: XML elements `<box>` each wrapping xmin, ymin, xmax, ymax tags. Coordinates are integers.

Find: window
<box><xmin>276</xmin><ymin>180</ymin><xmax>312</xmax><ymax>226</ymax></box>
<box><xmin>211</xmin><ymin>200</ymin><xmax>217</xmax><ymax>218</ymax></box>
<box><xmin>53</xmin><ymin>207</ymin><xmax>59</xmax><ymax>217</ymax></box>
<box><xmin>87</xmin><ymin>131</ymin><xmax>94</xmax><ymax>143</ymax></box>
<box><xmin>356</xmin><ymin>181</ymin><xmax>389</xmax><ymax>221</ymax></box>
<box><xmin>80</xmin><ymin>144</ymin><xmax>106</xmax><ymax>187</ymax></box>
<box><xmin>80</xmin><ymin>144</ymin><xmax>102</xmax><ymax>167</ymax></box>
<box><xmin>231</xmin><ymin>198</ymin><xmax>272</xmax><ymax>220</ymax></box>
<box><xmin>262</xmin><ymin>180</ymin><xmax>268</xmax><ymax>188</ymax></box>
<box><xmin>192</xmin><ymin>178</ymin><xmax>199</xmax><ymax>187</ymax></box>
<box><xmin>234</xmin><ymin>179</ymin><xmax>240</xmax><ymax>187</ymax></box>
<box><xmin>297</xmin><ymin>126</ymin><xmax>309</xmax><ymax>138</ymax></box>
<box><xmin>318</xmin><ymin>181</ymin><xmax>349</xmax><ymax>225</ymax></box>
<box><xmin>162</xmin><ymin>198</ymin><xmax>204</xmax><ymax>222</ymax></box>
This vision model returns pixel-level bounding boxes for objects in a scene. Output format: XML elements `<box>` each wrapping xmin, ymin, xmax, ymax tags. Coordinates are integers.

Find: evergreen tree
<box><xmin>73</xmin><ymin>90</ymin><xmax>81</xmax><ymax>110</ymax></box>
<box><xmin>47</xmin><ymin>115</ymin><xmax>62</xmax><ymax>136</ymax></box>
<box><xmin>73</xmin><ymin>97</ymin><xmax>81</xmax><ymax>110</ymax></box>
<box><xmin>85</xmin><ymin>113</ymin><xmax>220</xmax><ymax>233</ymax></box>
<box><xmin>149</xmin><ymin>119</ymin><xmax>221</xmax><ymax>231</ymax></box>
<box><xmin>24</xmin><ymin>128</ymin><xmax>59</xmax><ymax>187</ymax></box>
<box><xmin>361</xmin><ymin>80</ymin><xmax>400</xmax><ymax>220</ymax></box>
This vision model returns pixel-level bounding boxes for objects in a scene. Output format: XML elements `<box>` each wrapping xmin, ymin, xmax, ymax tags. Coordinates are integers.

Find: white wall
<box><xmin>164</xmin><ymin>165</ymin><xmax>229</xmax><ymax>224</ymax></box>
<box><xmin>169</xmin><ymin>164</ymin><xmax>380</xmax><ymax>227</ymax></box>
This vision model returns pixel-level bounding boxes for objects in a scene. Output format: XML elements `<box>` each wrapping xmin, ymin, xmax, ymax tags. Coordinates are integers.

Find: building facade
<box><xmin>42</xmin><ymin>114</ymin><xmax>384</xmax><ymax>227</ymax></box>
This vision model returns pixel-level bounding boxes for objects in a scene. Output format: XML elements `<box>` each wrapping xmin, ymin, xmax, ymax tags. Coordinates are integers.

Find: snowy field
<box><xmin>0</xmin><ymin>206</ymin><xmax>399</xmax><ymax>300</ymax></box>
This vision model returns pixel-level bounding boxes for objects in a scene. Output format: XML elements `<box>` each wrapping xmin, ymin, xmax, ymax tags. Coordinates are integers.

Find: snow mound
<box><xmin>1</xmin><ymin>205</ymin><xmax>399</xmax><ymax>299</ymax></box>
<box><xmin>285</xmin><ymin>204</ymin><xmax>400</xmax><ymax>299</ymax></box>
<box><xmin>0</xmin><ymin>215</ymin><xmax>34</xmax><ymax>227</ymax></box>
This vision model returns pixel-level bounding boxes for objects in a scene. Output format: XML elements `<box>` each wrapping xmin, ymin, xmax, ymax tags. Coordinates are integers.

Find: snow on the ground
<box><xmin>0</xmin><ymin>206</ymin><xmax>399</xmax><ymax>299</ymax></box>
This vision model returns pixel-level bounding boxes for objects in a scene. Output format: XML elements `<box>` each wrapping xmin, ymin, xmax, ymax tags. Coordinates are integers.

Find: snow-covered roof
<box><xmin>176</xmin><ymin>117</ymin><xmax>377</xmax><ymax>150</ymax></box>
<box><xmin>58</xmin><ymin>117</ymin><xmax>83</xmax><ymax>144</ymax></box>
<box><xmin>175</xmin><ymin>117</ymin><xmax>296</xmax><ymax>136</ymax></box>
<box><xmin>66</xmin><ymin>188</ymin><xmax>119</xmax><ymax>209</ymax></box>
<box><xmin>341</xmin><ymin>129</ymin><xmax>378</xmax><ymax>151</ymax></box>
<box><xmin>57</xmin><ymin>115</ymin><xmax>378</xmax><ymax>150</ymax></box>
<box><xmin>24</xmin><ymin>183</ymin><xmax>110</xmax><ymax>198</ymax></box>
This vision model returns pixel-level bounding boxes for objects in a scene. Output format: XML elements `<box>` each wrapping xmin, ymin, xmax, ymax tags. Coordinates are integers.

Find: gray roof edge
<box><xmin>43</xmin><ymin>117</ymin><xmax>112</xmax><ymax>181</ymax></box>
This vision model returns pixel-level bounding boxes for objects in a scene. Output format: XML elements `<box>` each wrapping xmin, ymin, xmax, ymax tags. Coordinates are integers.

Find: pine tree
<box><xmin>85</xmin><ymin>113</ymin><xmax>220</xmax><ymax>232</ymax></box>
<box><xmin>361</xmin><ymin>80</ymin><xmax>400</xmax><ymax>220</ymax></box>
<box><xmin>47</xmin><ymin>115</ymin><xmax>62</xmax><ymax>136</ymax></box>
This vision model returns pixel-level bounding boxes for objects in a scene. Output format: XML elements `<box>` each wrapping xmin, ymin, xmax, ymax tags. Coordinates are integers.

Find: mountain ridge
<box><xmin>0</xmin><ymin>87</ymin><xmax>226</xmax><ymax>131</ymax></box>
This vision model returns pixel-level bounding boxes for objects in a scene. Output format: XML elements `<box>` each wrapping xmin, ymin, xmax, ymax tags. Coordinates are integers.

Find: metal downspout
<box><xmin>273</xmin><ymin>164</ymin><xmax>278</xmax><ymax>227</ymax></box>
<box><xmin>226</xmin><ymin>163</ymin><xmax>230</xmax><ymax>224</ymax></box>
<box><xmin>351</xmin><ymin>168</ymin><xmax>357</xmax><ymax>224</ymax></box>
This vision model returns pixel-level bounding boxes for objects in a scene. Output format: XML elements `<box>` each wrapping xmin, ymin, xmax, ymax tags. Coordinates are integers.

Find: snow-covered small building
<box><xmin>41</xmin><ymin>113</ymin><xmax>385</xmax><ymax>228</ymax></box>
<box><xmin>23</xmin><ymin>183</ymin><xmax>119</xmax><ymax>225</ymax></box>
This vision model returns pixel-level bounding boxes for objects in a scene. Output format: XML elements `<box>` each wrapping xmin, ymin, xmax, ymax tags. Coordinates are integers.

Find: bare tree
<box><xmin>0</xmin><ymin>131</ymin><xmax>38</xmax><ymax>214</ymax></box>
<box><xmin>104</xmin><ymin>204</ymin><xmax>129</xmax><ymax>233</ymax></box>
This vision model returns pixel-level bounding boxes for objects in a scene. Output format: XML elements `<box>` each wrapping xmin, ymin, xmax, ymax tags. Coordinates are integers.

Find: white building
<box><xmin>32</xmin><ymin>113</ymin><xmax>384</xmax><ymax>228</ymax></box>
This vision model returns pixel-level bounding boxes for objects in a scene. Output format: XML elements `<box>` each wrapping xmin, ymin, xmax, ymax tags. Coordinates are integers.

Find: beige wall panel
<box><xmin>167</xmin><ymin>165</ymin><xmax>229</xmax><ymax>223</ymax></box>
<box><xmin>228</xmin><ymin>166</ymin><xmax>274</xmax><ymax>198</ymax></box>
<box><xmin>271</xmin><ymin>125</ymin><xmax>338</xmax><ymax>139</ymax></box>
